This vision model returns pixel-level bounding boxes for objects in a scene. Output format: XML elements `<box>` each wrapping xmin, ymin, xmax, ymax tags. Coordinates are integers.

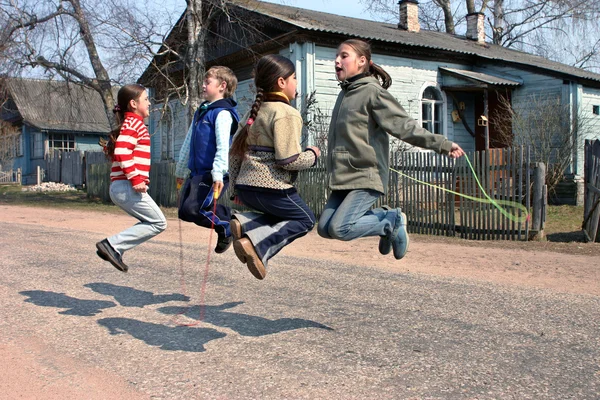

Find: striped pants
<box><xmin>234</xmin><ymin>189</ymin><xmax>316</xmax><ymax>267</ymax></box>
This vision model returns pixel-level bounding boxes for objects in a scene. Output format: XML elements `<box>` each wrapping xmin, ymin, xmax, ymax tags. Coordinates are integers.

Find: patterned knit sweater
<box><xmin>229</xmin><ymin>99</ymin><xmax>317</xmax><ymax>193</ymax></box>
<box><xmin>111</xmin><ymin>112</ymin><xmax>151</xmax><ymax>186</ymax></box>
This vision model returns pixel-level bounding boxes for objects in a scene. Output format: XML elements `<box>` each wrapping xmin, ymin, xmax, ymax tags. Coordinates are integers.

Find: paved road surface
<box><xmin>1</xmin><ymin>217</ymin><xmax>599</xmax><ymax>399</ymax></box>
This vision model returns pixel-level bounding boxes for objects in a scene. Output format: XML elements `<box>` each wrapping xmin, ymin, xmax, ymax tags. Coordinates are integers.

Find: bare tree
<box><xmin>491</xmin><ymin>94</ymin><xmax>589</xmax><ymax>194</ymax></box>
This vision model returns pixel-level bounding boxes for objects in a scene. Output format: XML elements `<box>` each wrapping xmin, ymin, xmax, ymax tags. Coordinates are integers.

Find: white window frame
<box><xmin>419</xmin><ymin>82</ymin><xmax>447</xmax><ymax>137</ymax></box>
<box><xmin>48</xmin><ymin>132</ymin><xmax>76</xmax><ymax>152</ymax></box>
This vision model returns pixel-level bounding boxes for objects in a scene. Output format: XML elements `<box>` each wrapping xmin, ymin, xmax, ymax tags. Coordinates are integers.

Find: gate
<box><xmin>582</xmin><ymin>140</ymin><xmax>600</xmax><ymax>242</ymax></box>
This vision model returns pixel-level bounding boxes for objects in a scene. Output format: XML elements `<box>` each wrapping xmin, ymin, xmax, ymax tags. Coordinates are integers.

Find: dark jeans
<box><xmin>234</xmin><ymin>189</ymin><xmax>316</xmax><ymax>266</ymax></box>
<box><xmin>179</xmin><ymin>172</ymin><xmax>231</xmax><ymax>237</ymax></box>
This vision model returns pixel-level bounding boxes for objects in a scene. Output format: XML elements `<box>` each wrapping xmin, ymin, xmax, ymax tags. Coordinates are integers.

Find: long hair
<box><xmin>104</xmin><ymin>84</ymin><xmax>146</xmax><ymax>160</ymax></box>
<box><xmin>340</xmin><ymin>38</ymin><xmax>392</xmax><ymax>89</ymax></box>
<box><xmin>230</xmin><ymin>54</ymin><xmax>295</xmax><ymax>158</ymax></box>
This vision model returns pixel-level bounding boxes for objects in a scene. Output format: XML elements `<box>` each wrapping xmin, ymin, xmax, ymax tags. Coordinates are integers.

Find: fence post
<box><xmin>36</xmin><ymin>165</ymin><xmax>42</xmax><ymax>185</ymax></box>
<box><xmin>530</xmin><ymin>162</ymin><xmax>546</xmax><ymax>240</ymax></box>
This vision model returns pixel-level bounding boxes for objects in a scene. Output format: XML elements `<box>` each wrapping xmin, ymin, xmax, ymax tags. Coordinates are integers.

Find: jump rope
<box><xmin>171</xmin><ymin>154</ymin><xmax>529</xmax><ymax>327</ymax></box>
<box><xmin>172</xmin><ymin>64</ymin><xmax>530</xmax><ymax>323</ymax></box>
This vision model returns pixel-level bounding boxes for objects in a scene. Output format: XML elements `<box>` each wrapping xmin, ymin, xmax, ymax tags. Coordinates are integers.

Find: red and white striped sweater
<box><xmin>111</xmin><ymin>112</ymin><xmax>151</xmax><ymax>185</ymax></box>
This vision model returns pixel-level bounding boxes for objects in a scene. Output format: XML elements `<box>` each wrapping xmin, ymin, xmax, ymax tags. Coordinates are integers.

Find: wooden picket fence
<box><xmin>582</xmin><ymin>139</ymin><xmax>600</xmax><ymax>242</ymax></box>
<box><xmin>0</xmin><ymin>168</ymin><xmax>21</xmax><ymax>184</ymax></box>
<box><xmin>86</xmin><ymin>146</ymin><xmax>545</xmax><ymax>241</ymax></box>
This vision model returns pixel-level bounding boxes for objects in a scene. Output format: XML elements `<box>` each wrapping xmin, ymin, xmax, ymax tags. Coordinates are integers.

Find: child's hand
<box><xmin>213</xmin><ymin>181</ymin><xmax>224</xmax><ymax>199</ymax></box>
<box><xmin>176</xmin><ymin>178</ymin><xmax>184</xmax><ymax>190</ymax></box>
<box><xmin>132</xmin><ymin>182</ymin><xmax>147</xmax><ymax>193</ymax></box>
<box><xmin>307</xmin><ymin>146</ymin><xmax>321</xmax><ymax>158</ymax></box>
<box><xmin>448</xmin><ymin>143</ymin><xmax>465</xmax><ymax>159</ymax></box>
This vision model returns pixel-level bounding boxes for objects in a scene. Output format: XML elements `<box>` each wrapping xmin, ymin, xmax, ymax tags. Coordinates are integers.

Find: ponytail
<box><xmin>103</xmin><ymin>84</ymin><xmax>146</xmax><ymax>160</ymax></box>
<box><xmin>368</xmin><ymin>61</ymin><xmax>392</xmax><ymax>90</ymax></box>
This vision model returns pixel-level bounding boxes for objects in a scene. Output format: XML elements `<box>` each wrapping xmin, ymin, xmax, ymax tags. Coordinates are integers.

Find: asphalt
<box><xmin>1</xmin><ymin>221</ymin><xmax>599</xmax><ymax>399</ymax></box>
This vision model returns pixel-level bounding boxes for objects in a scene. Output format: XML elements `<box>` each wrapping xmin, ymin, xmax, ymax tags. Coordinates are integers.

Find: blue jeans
<box><xmin>107</xmin><ymin>180</ymin><xmax>167</xmax><ymax>255</ymax></box>
<box><xmin>317</xmin><ymin>189</ymin><xmax>396</xmax><ymax>241</ymax></box>
<box><xmin>234</xmin><ymin>189</ymin><xmax>316</xmax><ymax>266</ymax></box>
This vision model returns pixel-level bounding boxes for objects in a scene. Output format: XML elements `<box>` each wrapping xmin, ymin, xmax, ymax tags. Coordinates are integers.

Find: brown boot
<box><xmin>230</xmin><ymin>218</ymin><xmax>243</xmax><ymax>241</ymax></box>
<box><xmin>233</xmin><ymin>238</ymin><xmax>266</xmax><ymax>280</ymax></box>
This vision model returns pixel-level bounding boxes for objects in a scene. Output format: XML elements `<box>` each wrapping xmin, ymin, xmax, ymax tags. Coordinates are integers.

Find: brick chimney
<box><xmin>466</xmin><ymin>12</ymin><xmax>485</xmax><ymax>43</ymax></box>
<box><xmin>398</xmin><ymin>0</ymin><xmax>420</xmax><ymax>33</ymax></box>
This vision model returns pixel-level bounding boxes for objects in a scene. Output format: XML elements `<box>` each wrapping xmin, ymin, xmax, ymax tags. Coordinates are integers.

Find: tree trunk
<box><xmin>466</xmin><ymin>0</ymin><xmax>475</xmax><ymax>14</ymax></box>
<box><xmin>435</xmin><ymin>0</ymin><xmax>455</xmax><ymax>34</ymax></box>
<box><xmin>493</xmin><ymin>0</ymin><xmax>505</xmax><ymax>45</ymax></box>
<box><xmin>186</xmin><ymin>0</ymin><xmax>206</xmax><ymax>125</ymax></box>
<box><xmin>69</xmin><ymin>0</ymin><xmax>116</xmax><ymax>129</ymax></box>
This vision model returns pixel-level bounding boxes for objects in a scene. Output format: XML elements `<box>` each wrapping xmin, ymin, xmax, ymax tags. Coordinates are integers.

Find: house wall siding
<box><xmin>313</xmin><ymin>44</ymin><xmax>473</xmax><ymax>150</ymax></box>
<box><xmin>579</xmin><ymin>86</ymin><xmax>600</xmax><ymax>177</ymax></box>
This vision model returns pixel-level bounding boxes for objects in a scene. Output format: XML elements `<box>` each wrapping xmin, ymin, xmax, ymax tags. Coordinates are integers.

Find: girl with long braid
<box><xmin>96</xmin><ymin>84</ymin><xmax>167</xmax><ymax>272</ymax></box>
<box><xmin>228</xmin><ymin>55</ymin><xmax>320</xmax><ymax>280</ymax></box>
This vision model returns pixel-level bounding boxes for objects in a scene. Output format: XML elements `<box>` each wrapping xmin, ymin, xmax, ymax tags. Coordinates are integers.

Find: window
<box><xmin>421</xmin><ymin>86</ymin><xmax>444</xmax><ymax>134</ymax></box>
<box><xmin>160</xmin><ymin>109</ymin><xmax>174</xmax><ymax>160</ymax></box>
<box><xmin>31</xmin><ymin>132</ymin><xmax>45</xmax><ymax>159</ymax></box>
<box><xmin>593</xmin><ymin>105</ymin><xmax>600</xmax><ymax>115</ymax></box>
<box><xmin>48</xmin><ymin>133</ymin><xmax>75</xmax><ymax>151</ymax></box>
<box><xmin>15</xmin><ymin>133</ymin><xmax>23</xmax><ymax>157</ymax></box>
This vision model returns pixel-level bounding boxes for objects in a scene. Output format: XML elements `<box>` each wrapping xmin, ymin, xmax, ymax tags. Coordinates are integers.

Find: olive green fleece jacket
<box><xmin>327</xmin><ymin>76</ymin><xmax>453</xmax><ymax>194</ymax></box>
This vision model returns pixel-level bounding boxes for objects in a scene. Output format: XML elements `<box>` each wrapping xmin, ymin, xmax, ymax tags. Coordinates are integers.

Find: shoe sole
<box><xmin>393</xmin><ymin>212</ymin><xmax>410</xmax><ymax>260</ymax></box>
<box><xmin>233</xmin><ymin>239</ymin><xmax>266</xmax><ymax>280</ymax></box>
<box><xmin>378</xmin><ymin>205</ymin><xmax>393</xmax><ymax>255</ymax></box>
<box><xmin>95</xmin><ymin>241</ymin><xmax>128</xmax><ymax>272</ymax></box>
<box><xmin>230</xmin><ymin>218</ymin><xmax>243</xmax><ymax>241</ymax></box>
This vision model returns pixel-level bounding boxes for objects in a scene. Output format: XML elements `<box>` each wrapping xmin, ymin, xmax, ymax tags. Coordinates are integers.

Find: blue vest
<box><xmin>188</xmin><ymin>99</ymin><xmax>240</xmax><ymax>176</ymax></box>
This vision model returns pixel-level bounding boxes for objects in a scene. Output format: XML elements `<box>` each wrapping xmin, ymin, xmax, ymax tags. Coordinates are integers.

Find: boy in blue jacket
<box><xmin>176</xmin><ymin>66</ymin><xmax>240</xmax><ymax>253</ymax></box>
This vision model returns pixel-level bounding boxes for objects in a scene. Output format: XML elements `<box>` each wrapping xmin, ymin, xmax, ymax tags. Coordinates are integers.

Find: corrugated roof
<box><xmin>231</xmin><ymin>0</ymin><xmax>600</xmax><ymax>84</ymax></box>
<box><xmin>6</xmin><ymin>79</ymin><xmax>111</xmax><ymax>133</ymax></box>
<box><xmin>439</xmin><ymin>67</ymin><xmax>522</xmax><ymax>86</ymax></box>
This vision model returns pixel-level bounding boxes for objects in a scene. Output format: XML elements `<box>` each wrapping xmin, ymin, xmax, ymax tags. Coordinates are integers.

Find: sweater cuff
<box><xmin>440</xmin><ymin>140</ymin><xmax>453</xmax><ymax>155</ymax></box>
<box><xmin>305</xmin><ymin>148</ymin><xmax>319</xmax><ymax>166</ymax></box>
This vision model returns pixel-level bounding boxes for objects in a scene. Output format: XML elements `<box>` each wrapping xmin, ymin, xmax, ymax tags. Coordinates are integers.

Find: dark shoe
<box><xmin>215</xmin><ymin>234</ymin><xmax>232</xmax><ymax>254</ymax></box>
<box><xmin>230</xmin><ymin>218</ymin><xmax>243</xmax><ymax>241</ymax></box>
<box><xmin>391</xmin><ymin>211</ymin><xmax>410</xmax><ymax>260</ymax></box>
<box><xmin>378</xmin><ymin>205</ymin><xmax>394</xmax><ymax>255</ymax></box>
<box><xmin>233</xmin><ymin>238</ymin><xmax>266</xmax><ymax>280</ymax></box>
<box><xmin>96</xmin><ymin>239</ymin><xmax>128</xmax><ymax>272</ymax></box>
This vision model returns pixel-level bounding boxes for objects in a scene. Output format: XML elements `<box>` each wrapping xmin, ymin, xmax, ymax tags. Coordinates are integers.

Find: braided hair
<box><xmin>230</xmin><ymin>54</ymin><xmax>295</xmax><ymax>157</ymax></box>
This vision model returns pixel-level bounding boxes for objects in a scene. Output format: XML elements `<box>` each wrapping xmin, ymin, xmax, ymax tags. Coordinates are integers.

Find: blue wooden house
<box><xmin>140</xmin><ymin>0</ymin><xmax>600</xmax><ymax>194</ymax></box>
<box><xmin>1</xmin><ymin>79</ymin><xmax>108</xmax><ymax>184</ymax></box>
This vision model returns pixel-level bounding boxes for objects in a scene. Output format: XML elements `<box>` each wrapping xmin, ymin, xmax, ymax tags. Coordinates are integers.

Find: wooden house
<box><xmin>140</xmin><ymin>0</ymin><xmax>600</xmax><ymax>195</ymax></box>
<box><xmin>1</xmin><ymin>79</ymin><xmax>108</xmax><ymax>184</ymax></box>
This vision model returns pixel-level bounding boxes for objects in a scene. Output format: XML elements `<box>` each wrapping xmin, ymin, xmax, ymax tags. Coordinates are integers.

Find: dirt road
<box><xmin>1</xmin><ymin>204</ymin><xmax>599</xmax><ymax>399</ymax></box>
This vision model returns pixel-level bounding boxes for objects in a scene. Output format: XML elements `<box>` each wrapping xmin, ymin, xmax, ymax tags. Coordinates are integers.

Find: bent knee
<box><xmin>155</xmin><ymin>219</ymin><xmax>167</xmax><ymax>233</ymax></box>
<box><xmin>327</xmin><ymin>224</ymin><xmax>353</xmax><ymax>241</ymax></box>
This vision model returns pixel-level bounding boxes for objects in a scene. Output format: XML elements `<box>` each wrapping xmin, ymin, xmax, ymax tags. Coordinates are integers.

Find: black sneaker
<box><xmin>215</xmin><ymin>234</ymin><xmax>232</xmax><ymax>254</ymax></box>
<box><xmin>96</xmin><ymin>239</ymin><xmax>128</xmax><ymax>272</ymax></box>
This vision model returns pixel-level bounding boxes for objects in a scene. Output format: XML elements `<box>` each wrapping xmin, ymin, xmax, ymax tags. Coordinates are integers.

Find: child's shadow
<box><xmin>20</xmin><ymin>290</ymin><xmax>116</xmax><ymax>316</ymax></box>
<box><xmin>97</xmin><ymin>317</ymin><xmax>226</xmax><ymax>352</ymax></box>
<box><xmin>158</xmin><ymin>301</ymin><xmax>334</xmax><ymax>337</ymax></box>
<box><xmin>84</xmin><ymin>283</ymin><xmax>189</xmax><ymax>308</ymax></box>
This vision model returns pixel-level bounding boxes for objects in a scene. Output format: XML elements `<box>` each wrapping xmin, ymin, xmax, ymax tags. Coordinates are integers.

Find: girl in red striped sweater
<box><xmin>96</xmin><ymin>84</ymin><xmax>167</xmax><ymax>272</ymax></box>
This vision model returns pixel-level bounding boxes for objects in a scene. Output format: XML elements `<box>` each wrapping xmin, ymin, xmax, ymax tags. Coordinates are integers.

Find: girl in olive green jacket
<box><xmin>317</xmin><ymin>38</ymin><xmax>465</xmax><ymax>260</ymax></box>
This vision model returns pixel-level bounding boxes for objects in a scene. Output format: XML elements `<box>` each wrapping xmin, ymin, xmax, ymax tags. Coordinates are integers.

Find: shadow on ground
<box><xmin>158</xmin><ymin>301</ymin><xmax>334</xmax><ymax>337</ymax></box>
<box><xmin>84</xmin><ymin>282</ymin><xmax>189</xmax><ymax>307</ymax></box>
<box><xmin>20</xmin><ymin>290</ymin><xmax>116</xmax><ymax>316</ymax></box>
<box><xmin>97</xmin><ymin>317</ymin><xmax>226</xmax><ymax>352</ymax></box>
